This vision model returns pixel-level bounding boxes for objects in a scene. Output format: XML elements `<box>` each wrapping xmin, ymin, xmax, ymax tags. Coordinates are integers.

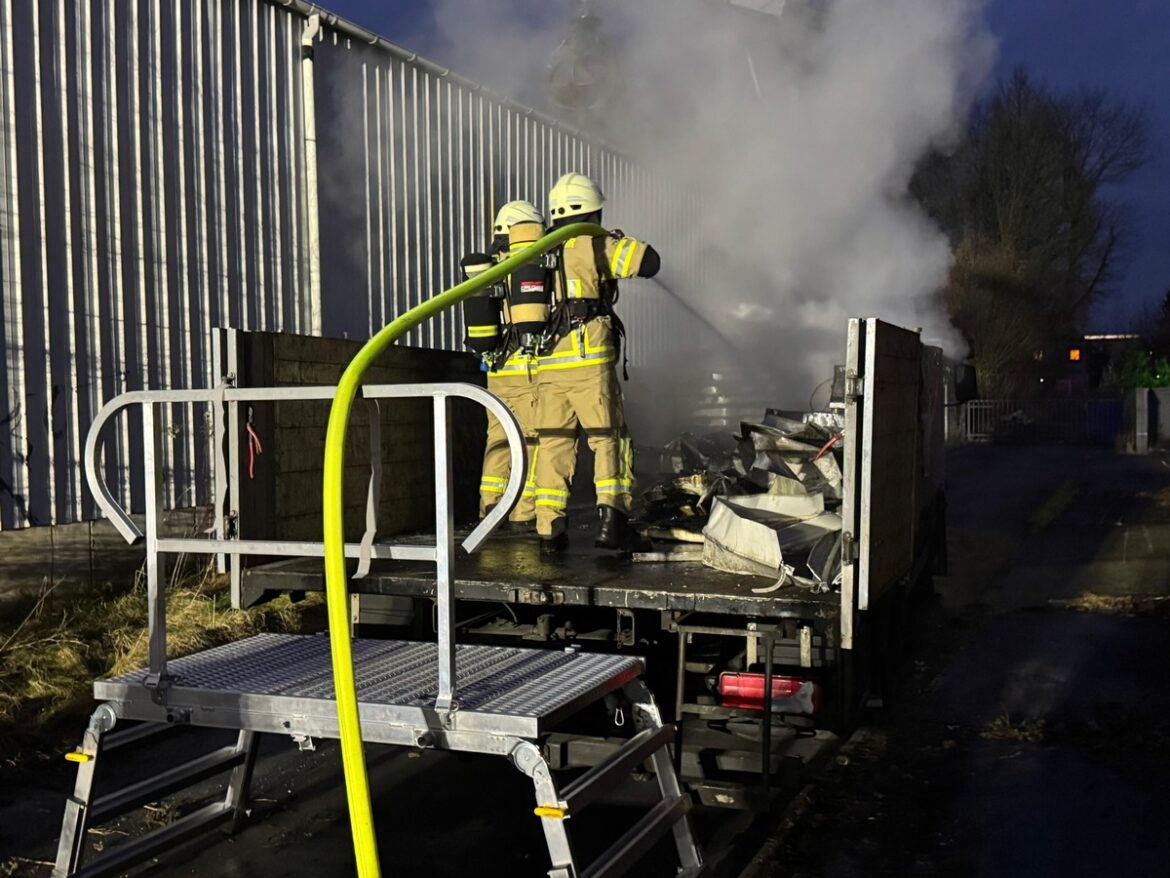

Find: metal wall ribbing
<box><xmin>0</xmin><ymin>1</ymin><xmax>707</xmax><ymax>529</ymax></box>
<box><xmin>319</xmin><ymin>32</ymin><xmax>708</xmax><ymax>362</ymax></box>
<box><xmin>0</xmin><ymin>0</ymin><xmax>310</xmax><ymax>527</ymax></box>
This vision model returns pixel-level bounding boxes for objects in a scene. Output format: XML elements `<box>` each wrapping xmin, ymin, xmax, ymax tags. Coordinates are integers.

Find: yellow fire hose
<box><xmin>322</xmin><ymin>222</ymin><xmax>608</xmax><ymax>877</ymax></box>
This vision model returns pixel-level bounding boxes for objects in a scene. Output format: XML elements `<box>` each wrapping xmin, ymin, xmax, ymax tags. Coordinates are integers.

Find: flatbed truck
<box><xmin>239</xmin><ymin>315</ymin><xmax>950</xmax><ymax>806</ymax></box>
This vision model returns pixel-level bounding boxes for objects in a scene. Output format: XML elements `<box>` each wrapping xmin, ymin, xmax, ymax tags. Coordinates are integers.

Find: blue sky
<box><xmin>326</xmin><ymin>0</ymin><xmax>1170</xmax><ymax>329</ymax></box>
<box><xmin>986</xmin><ymin>0</ymin><xmax>1170</xmax><ymax>327</ymax></box>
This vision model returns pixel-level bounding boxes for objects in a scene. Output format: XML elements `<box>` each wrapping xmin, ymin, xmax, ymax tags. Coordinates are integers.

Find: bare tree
<box><xmin>1052</xmin><ymin>86</ymin><xmax>1151</xmax><ymax>311</ymax></box>
<box><xmin>943</xmin><ymin>240</ymin><xmax>1048</xmax><ymax>398</ymax></box>
<box><xmin>1132</xmin><ymin>284</ymin><xmax>1170</xmax><ymax>359</ymax></box>
<box><xmin>916</xmin><ymin>68</ymin><xmax>1152</xmax><ymax>393</ymax></box>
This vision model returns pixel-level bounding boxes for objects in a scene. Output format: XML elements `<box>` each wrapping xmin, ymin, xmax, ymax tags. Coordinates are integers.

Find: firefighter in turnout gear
<box><xmin>534</xmin><ymin>172</ymin><xmax>661</xmax><ymax>553</ymax></box>
<box><xmin>461</xmin><ymin>200</ymin><xmax>549</xmax><ymax>526</ymax></box>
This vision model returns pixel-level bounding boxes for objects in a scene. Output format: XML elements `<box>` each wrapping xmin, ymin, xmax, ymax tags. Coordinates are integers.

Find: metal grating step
<box><xmin>94</xmin><ymin>634</ymin><xmax>643</xmax><ymax>741</ymax></box>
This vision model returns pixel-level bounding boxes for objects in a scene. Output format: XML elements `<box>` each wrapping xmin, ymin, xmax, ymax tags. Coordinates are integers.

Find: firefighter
<box><xmin>534</xmin><ymin>172</ymin><xmax>661</xmax><ymax>553</ymax></box>
<box><xmin>461</xmin><ymin>200</ymin><xmax>549</xmax><ymax>527</ymax></box>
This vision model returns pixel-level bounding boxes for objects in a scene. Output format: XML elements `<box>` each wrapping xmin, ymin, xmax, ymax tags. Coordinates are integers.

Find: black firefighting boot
<box><xmin>482</xmin><ymin>503</ymin><xmax>533</xmax><ymax>535</ymax></box>
<box><xmin>540</xmin><ymin>529</ymin><xmax>569</xmax><ymax>556</ymax></box>
<box><xmin>595</xmin><ymin>506</ymin><xmax>633</xmax><ymax>550</ymax></box>
<box><xmin>499</xmin><ymin>519</ymin><xmax>535</xmax><ymax>534</ymax></box>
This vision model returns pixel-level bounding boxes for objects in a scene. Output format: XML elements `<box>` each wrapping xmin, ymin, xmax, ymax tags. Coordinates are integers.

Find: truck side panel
<box><xmin>858</xmin><ymin>318</ymin><xmax>923</xmax><ymax>612</ymax></box>
<box><xmin>841</xmin><ymin>319</ymin><xmax>864</xmax><ymax>649</ymax></box>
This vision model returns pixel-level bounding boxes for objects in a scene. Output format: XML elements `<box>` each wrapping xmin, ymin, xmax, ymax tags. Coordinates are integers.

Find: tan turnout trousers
<box><xmin>480</xmin><ymin>361</ymin><xmax>539</xmax><ymax>521</ymax></box>
<box><xmin>534</xmin><ymin>317</ymin><xmax>633</xmax><ymax>537</ymax></box>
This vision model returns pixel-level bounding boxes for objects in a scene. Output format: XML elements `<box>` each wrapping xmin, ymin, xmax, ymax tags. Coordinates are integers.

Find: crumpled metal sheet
<box><xmin>664</xmin><ymin>431</ymin><xmax>746</xmax><ymax>475</ymax></box>
<box><xmin>767</xmin><ymin>408</ymin><xmax>846</xmax><ymax>435</ymax></box>
<box><xmin>701</xmin><ymin>494</ymin><xmax>842</xmax><ymax>577</ymax></box>
<box><xmin>742</xmin><ymin>418</ymin><xmax>835</xmax><ymax>453</ymax></box>
<box><xmin>748</xmin><ymin>449</ymin><xmax>841</xmax><ymax>500</ymax></box>
<box><xmin>741</xmin><ymin>419</ymin><xmax>843</xmax><ymax>500</ymax></box>
<box><xmin>807</xmin><ymin>530</ymin><xmax>843</xmax><ymax>589</ymax></box>
<box><xmin>749</xmin><ymin>469</ymin><xmax>809</xmax><ymax>496</ymax></box>
<box><xmin>641</xmin><ymin>409</ymin><xmax>847</xmax><ymax>593</ymax></box>
<box><xmin>642</xmin><ymin>470</ymin><xmax>740</xmax><ymax>520</ymax></box>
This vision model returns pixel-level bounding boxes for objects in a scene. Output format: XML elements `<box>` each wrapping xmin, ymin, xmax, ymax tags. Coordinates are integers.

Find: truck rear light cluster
<box><xmin>718</xmin><ymin>672</ymin><xmax>821</xmax><ymax>715</ymax></box>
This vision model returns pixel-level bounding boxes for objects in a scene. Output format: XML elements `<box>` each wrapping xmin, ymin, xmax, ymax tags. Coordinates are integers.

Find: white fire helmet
<box><xmin>548</xmin><ymin>172</ymin><xmax>605</xmax><ymax>219</ymax></box>
<box><xmin>492</xmin><ymin>200</ymin><xmax>544</xmax><ymax>235</ymax></box>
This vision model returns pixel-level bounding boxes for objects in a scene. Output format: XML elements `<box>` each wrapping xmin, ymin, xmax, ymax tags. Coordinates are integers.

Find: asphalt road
<box><xmin>746</xmin><ymin>445</ymin><xmax>1170</xmax><ymax>877</ymax></box>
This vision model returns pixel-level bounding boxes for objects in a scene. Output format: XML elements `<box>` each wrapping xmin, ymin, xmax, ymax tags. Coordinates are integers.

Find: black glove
<box><xmin>488</xmin><ymin>236</ymin><xmax>508</xmax><ymax>259</ymax></box>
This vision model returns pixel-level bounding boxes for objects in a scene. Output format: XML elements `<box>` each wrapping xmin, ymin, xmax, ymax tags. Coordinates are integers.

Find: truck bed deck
<box><xmin>240</xmin><ymin>521</ymin><xmax>840</xmax><ymax>619</ymax></box>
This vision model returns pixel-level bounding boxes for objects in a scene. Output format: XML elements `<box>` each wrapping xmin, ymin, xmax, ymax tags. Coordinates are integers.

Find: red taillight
<box><xmin>718</xmin><ymin>672</ymin><xmax>821</xmax><ymax>715</ymax></box>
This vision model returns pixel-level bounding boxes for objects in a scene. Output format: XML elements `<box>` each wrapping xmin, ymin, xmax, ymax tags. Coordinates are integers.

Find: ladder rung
<box><xmin>90</xmin><ymin>744</ymin><xmax>245</xmax><ymax>823</ymax></box>
<box><xmin>102</xmin><ymin>721</ymin><xmax>173</xmax><ymax>752</ymax></box>
<box><xmin>580</xmin><ymin>794</ymin><xmax>691</xmax><ymax>878</ymax></box>
<box><xmin>72</xmin><ymin>801</ymin><xmax>231</xmax><ymax>878</ymax></box>
<box><xmin>559</xmin><ymin>724</ymin><xmax>674</xmax><ymax>815</ymax></box>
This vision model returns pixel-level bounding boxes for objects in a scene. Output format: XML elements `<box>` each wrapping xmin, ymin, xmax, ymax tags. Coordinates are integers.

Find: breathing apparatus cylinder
<box><xmin>459</xmin><ymin>253</ymin><xmax>501</xmax><ymax>357</ymax></box>
<box><xmin>506</xmin><ymin>222</ymin><xmax>552</xmax><ymax>353</ymax></box>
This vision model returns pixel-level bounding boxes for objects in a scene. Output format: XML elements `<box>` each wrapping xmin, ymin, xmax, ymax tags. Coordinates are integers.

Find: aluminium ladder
<box><xmin>54</xmin><ymin>381</ymin><xmax>702</xmax><ymax>878</ymax></box>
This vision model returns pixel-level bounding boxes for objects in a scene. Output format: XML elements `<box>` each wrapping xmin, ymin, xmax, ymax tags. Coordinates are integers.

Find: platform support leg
<box><xmin>53</xmin><ymin>705</ymin><xmax>118</xmax><ymax>878</ymax></box>
<box><xmin>142</xmin><ymin>404</ymin><xmax>169</xmax><ymax>685</ymax></box>
<box><xmin>624</xmin><ymin>679</ymin><xmax>703</xmax><ymax>872</ymax></box>
<box><xmin>510</xmin><ymin>741</ymin><xmax>577</xmax><ymax>878</ymax></box>
<box><xmin>224</xmin><ymin>730</ymin><xmax>259</xmax><ymax>834</ymax></box>
<box><xmin>674</xmin><ymin>628</ymin><xmax>687</xmax><ymax>777</ymax></box>
<box><xmin>433</xmin><ymin>395</ymin><xmax>457</xmax><ymax>712</ymax></box>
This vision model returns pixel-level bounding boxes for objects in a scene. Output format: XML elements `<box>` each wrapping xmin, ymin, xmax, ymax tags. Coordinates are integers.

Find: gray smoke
<box><xmin>418</xmin><ymin>0</ymin><xmax>995</xmax><ymax>420</ymax></box>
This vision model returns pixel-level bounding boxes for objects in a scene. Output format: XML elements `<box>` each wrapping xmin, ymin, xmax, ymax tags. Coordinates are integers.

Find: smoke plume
<box><xmin>419</xmin><ymin>0</ymin><xmax>995</xmax><ymax>421</ymax></box>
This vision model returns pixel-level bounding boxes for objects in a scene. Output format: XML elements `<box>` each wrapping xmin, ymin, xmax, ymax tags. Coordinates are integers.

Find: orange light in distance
<box><xmin>1069</xmin><ymin>348</ymin><xmax>1082</xmax><ymax>362</ymax></box>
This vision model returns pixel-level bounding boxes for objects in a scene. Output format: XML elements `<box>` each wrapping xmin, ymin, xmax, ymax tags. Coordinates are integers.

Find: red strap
<box><xmin>814</xmin><ymin>433</ymin><xmax>842</xmax><ymax>461</ymax></box>
<box><xmin>246</xmin><ymin>423</ymin><xmax>263</xmax><ymax>479</ymax></box>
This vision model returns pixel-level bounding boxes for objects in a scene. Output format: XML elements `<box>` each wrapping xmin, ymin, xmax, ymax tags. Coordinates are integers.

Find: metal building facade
<box><xmin>0</xmin><ymin>0</ymin><xmax>707</xmax><ymax>529</ymax></box>
<box><xmin>312</xmin><ymin>16</ymin><xmax>708</xmax><ymax>360</ymax></box>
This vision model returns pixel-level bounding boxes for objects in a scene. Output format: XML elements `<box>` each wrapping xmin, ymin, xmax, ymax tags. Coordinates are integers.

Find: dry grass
<box><xmin>141</xmin><ymin>801</ymin><xmax>180</xmax><ymax>829</ymax></box>
<box><xmin>0</xmin><ymin>556</ymin><xmax>323</xmax><ymax>753</ymax></box>
<box><xmin>1</xmin><ymin>856</ymin><xmax>53</xmax><ymax>876</ymax></box>
<box><xmin>1068</xmin><ymin>593</ymin><xmax>1141</xmax><ymax>615</ymax></box>
<box><xmin>1052</xmin><ymin>593</ymin><xmax>1170</xmax><ymax>617</ymax></box>
<box><xmin>982</xmin><ymin>709</ymin><xmax>1046</xmax><ymax>744</ymax></box>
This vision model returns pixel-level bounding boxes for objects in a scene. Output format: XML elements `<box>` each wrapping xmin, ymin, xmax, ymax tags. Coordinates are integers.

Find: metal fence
<box><xmin>0</xmin><ymin>0</ymin><xmax>709</xmax><ymax>529</ymax></box>
<box><xmin>961</xmin><ymin>398</ymin><xmax>1125</xmax><ymax>446</ymax></box>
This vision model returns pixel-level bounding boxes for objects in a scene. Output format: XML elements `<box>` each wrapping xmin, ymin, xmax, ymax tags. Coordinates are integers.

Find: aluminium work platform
<box><xmin>57</xmin><ymin>381</ymin><xmax>702</xmax><ymax>878</ymax></box>
<box><xmin>96</xmin><ymin>634</ymin><xmax>643</xmax><ymax>745</ymax></box>
<box><xmin>60</xmin><ymin>637</ymin><xmax>697</xmax><ymax>878</ymax></box>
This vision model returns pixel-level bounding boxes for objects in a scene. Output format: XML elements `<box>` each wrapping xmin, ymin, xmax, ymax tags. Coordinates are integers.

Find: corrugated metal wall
<box><xmin>316</xmin><ymin>30</ymin><xmax>708</xmax><ymax>363</ymax></box>
<box><xmin>0</xmin><ymin>0</ymin><xmax>311</xmax><ymax>527</ymax></box>
<box><xmin>0</xmin><ymin>0</ymin><xmax>708</xmax><ymax>529</ymax></box>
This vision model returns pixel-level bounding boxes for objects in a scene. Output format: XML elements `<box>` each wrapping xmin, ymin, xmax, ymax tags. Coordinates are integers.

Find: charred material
<box><xmin>638</xmin><ymin>411</ymin><xmax>846</xmax><ymax>591</ymax></box>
